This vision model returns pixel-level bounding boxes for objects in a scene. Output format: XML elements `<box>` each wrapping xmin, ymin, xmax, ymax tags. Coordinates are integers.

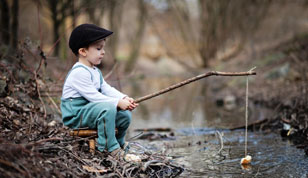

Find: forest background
<box><xmin>1</xmin><ymin>0</ymin><xmax>308</xmax><ymax>177</ymax></box>
<box><xmin>1</xmin><ymin>0</ymin><xmax>308</xmax><ymax>138</ymax></box>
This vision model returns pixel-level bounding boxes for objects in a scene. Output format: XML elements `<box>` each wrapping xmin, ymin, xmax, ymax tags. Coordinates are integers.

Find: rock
<box><xmin>124</xmin><ymin>154</ymin><xmax>141</xmax><ymax>163</ymax></box>
<box><xmin>224</xmin><ymin>95</ymin><xmax>236</xmax><ymax>110</ymax></box>
<box><xmin>48</xmin><ymin>120</ymin><xmax>57</xmax><ymax>127</ymax></box>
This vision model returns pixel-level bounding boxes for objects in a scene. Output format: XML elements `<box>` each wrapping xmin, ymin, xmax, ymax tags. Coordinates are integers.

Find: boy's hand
<box><xmin>123</xmin><ymin>96</ymin><xmax>139</xmax><ymax>111</ymax></box>
<box><xmin>117</xmin><ymin>99</ymin><xmax>131</xmax><ymax>110</ymax></box>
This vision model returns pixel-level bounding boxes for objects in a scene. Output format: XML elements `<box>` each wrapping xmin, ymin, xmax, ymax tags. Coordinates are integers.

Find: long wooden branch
<box><xmin>135</xmin><ymin>70</ymin><xmax>256</xmax><ymax>103</ymax></box>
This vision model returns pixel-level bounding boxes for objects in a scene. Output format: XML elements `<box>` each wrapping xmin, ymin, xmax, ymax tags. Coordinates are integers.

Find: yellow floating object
<box><xmin>241</xmin><ymin>163</ymin><xmax>252</xmax><ymax>170</ymax></box>
<box><xmin>240</xmin><ymin>155</ymin><xmax>252</xmax><ymax>165</ymax></box>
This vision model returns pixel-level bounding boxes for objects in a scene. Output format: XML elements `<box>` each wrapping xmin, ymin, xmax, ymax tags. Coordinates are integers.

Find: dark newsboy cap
<box><xmin>69</xmin><ymin>24</ymin><xmax>113</xmax><ymax>55</ymax></box>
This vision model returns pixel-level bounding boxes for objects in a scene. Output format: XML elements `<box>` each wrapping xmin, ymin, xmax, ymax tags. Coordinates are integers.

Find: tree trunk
<box><xmin>70</xmin><ymin>0</ymin><xmax>76</xmax><ymax>28</ymax></box>
<box><xmin>124</xmin><ymin>0</ymin><xmax>147</xmax><ymax>73</ymax></box>
<box><xmin>108</xmin><ymin>0</ymin><xmax>125</xmax><ymax>61</ymax></box>
<box><xmin>1</xmin><ymin>0</ymin><xmax>10</xmax><ymax>46</ymax></box>
<box><xmin>199</xmin><ymin>0</ymin><xmax>225</xmax><ymax>68</ymax></box>
<box><xmin>48</xmin><ymin>0</ymin><xmax>60</xmax><ymax>56</ymax></box>
<box><xmin>11</xmin><ymin>0</ymin><xmax>19</xmax><ymax>49</ymax></box>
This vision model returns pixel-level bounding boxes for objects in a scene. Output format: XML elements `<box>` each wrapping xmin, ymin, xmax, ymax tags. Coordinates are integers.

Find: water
<box><xmin>129</xmin><ymin>129</ymin><xmax>308</xmax><ymax>177</ymax></box>
<box><xmin>123</xmin><ymin>75</ymin><xmax>308</xmax><ymax>177</ymax></box>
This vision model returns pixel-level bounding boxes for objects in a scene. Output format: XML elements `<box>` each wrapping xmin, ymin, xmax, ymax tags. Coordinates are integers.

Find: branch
<box><xmin>135</xmin><ymin>70</ymin><xmax>256</xmax><ymax>103</ymax></box>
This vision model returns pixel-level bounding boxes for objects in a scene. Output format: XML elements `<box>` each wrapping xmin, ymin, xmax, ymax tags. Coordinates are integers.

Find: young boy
<box><xmin>61</xmin><ymin>24</ymin><xmax>138</xmax><ymax>158</ymax></box>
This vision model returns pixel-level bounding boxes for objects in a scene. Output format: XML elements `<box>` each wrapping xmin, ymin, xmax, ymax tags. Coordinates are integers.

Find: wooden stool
<box><xmin>69</xmin><ymin>128</ymin><xmax>118</xmax><ymax>154</ymax></box>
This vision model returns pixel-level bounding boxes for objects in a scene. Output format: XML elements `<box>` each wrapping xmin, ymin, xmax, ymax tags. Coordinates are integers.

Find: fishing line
<box><xmin>245</xmin><ymin>76</ymin><xmax>249</xmax><ymax>157</ymax></box>
<box><xmin>244</xmin><ymin>67</ymin><xmax>255</xmax><ymax>157</ymax></box>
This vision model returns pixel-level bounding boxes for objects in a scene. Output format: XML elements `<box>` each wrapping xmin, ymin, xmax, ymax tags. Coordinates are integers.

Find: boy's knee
<box><xmin>120</xmin><ymin>110</ymin><xmax>132</xmax><ymax>125</ymax></box>
<box><xmin>92</xmin><ymin>102</ymin><xmax>117</xmax><ymax>117</ymax></box>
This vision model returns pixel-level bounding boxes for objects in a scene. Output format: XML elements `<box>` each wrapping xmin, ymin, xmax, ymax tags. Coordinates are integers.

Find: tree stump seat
<box><xmin>69</xmin><ymin>128</ymin><xmax>118</xmax><ymax>154</ymax></box>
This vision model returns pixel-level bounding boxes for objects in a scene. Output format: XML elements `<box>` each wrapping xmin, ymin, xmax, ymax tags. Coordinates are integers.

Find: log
<box><xmin>135</xmin><ymin>70</ymin><xmax>256</xmax><ymax>103</ymax></box>
<box><xmin>69</xmin><ymin>130</ymin><xmax>97</xmax><ymax>137</ymax></box>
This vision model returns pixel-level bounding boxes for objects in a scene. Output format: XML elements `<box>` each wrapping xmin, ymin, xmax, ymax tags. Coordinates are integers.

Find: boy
<box><xmin>61</xmin><ymin>24</ymin><xmax>138</xmax><ymax>158</ymax></box>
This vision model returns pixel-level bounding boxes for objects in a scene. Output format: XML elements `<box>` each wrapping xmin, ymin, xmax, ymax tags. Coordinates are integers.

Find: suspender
<box><xmin>63</xmin><ymin>65</ymin><xmax>103</xmax><ymax>92</ymax></box>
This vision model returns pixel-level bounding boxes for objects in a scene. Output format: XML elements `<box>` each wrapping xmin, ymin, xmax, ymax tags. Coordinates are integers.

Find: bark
<box><xmin>1</xmin><ymin>0</ymin><xmax>10</xmax><ymax>46</ymax></box>
<box><xmin>11</xmin><ymin>0</ymin><xmax>19</xmax><ymax>49</ymax></box>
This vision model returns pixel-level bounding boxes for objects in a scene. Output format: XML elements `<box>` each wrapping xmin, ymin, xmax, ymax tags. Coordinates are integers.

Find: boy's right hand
<box><xmin>117</xmin><ymin>99</ymin><xmax>132</xmax><ymax>110</ymax></box>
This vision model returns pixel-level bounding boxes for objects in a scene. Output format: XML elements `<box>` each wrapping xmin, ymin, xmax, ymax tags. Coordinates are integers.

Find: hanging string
<box><xmin>245</xmin><ymin>76</ymin><xmax>249</xmax><ymax>157</ymax></box>
<box><xmin>244</xmin><ymin>67</ymin><xmax>255</xmax><ymax>157</ymax></box>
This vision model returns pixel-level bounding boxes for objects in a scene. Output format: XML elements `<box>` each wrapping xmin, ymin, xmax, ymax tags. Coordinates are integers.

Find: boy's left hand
<box><xmin>123</xmin><ymin>96</ymin><xmax>138</xmax><ymax>111</ymax></box>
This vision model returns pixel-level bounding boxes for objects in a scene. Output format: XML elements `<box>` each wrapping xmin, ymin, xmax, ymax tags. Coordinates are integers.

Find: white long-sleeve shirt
<box><xmin>62</xmin><ymin>62</ymin><xmax>126</xmax><ymax>107</ymax></box>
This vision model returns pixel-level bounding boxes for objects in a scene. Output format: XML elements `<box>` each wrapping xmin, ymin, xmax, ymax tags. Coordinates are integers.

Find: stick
<box><xmin>216</xmin><ymin>130</ymin><xmax>224</xmax><ymax>155</ymax></box>
<box><xmin>135</xmin><ymin>70</ymin><xmax>256</xmax><ymax>103</ymax></box>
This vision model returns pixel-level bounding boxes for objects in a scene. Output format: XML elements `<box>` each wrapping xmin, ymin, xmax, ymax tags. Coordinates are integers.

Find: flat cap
<box><xmin>69</xmin><ymin>24</ymin><xmax>113</xmax><ymax>55</ymax></box>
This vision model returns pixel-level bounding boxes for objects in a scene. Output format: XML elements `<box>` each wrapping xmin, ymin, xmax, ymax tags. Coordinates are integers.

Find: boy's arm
<box><xmin>100</xmin><ymin>78</ymin><xmax>127</xmax><ymax>99</ymax></box>
<box><xmin>69</xmin><ymin>69</ymin><xmax>120</xmax><ymax>107</ymax></box>
<box><xmin>100</xmin><ymin>80</ymin><xmax>138</xmax><ymax>110</ymax></box>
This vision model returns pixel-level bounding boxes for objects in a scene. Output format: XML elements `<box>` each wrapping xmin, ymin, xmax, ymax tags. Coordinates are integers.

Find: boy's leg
<box><xmin>115</xmin><ymin>110</ymin><xmax>132</xmax><ymax>147</ymax></box>
<box><xmin>79</xmin><ymin>102</ymin><xmax>120</xmax><ymax>152</ymax></box>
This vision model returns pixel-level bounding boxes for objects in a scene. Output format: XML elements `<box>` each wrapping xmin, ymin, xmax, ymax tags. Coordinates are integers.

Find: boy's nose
<box><xmin>101</xmin><ymin>49</ymin><xmax>105</xmax><ymax>55</ymax></box>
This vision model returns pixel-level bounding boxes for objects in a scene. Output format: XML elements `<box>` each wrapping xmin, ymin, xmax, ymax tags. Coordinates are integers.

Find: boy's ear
<box><xmin>78</xmin><ymin>48</ymin><xmax>87</xmax><ymax>57</ymax></box>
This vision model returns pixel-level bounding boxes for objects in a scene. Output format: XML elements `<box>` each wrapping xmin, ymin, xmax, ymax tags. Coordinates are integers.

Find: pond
<box><xmin>122</xmin><ymin>75</ymin><xmax>308</xmax><ymax>177</ymax></box>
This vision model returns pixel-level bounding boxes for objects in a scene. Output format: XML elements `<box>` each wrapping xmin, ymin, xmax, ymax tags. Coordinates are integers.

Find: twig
<box><xmin>0</xmin><ymin>158</ymin><xmax>29</xmax><ymax>177</ymax></box>
<box><xmin>216</xmin><ymin>131</ymin><xmax>224</xmax><ymax>154</ymax></box>
<box><xmin>104</xmin><ymin>62</ymin><xmax>118</xmax><ymax>81</ymax></box>
<box><xmin>0</xmin><ymin>62</ymin><xmax>16</xmax><ymax>82</ymax></box>
<box><xmin>23</xmin><ymin>46</ymin><xmax>47</xmax><ymax>118</ymax></box>
<box><xmin>135</xmin><ymin>70</ymin><xmax>256</xmax><ymax>103</ymax></box>
<box><xmin>25</xmin><ymin>137</ymin><xmax>64</xmax><ymax>148</ymax></box>
<box><xmin>46</xmin><ymin>91</ymin><xmax>61</xmax><ymax>114</ymax></box>
<box><xmin>59</xmin><ymin>147</ymin><xmax>89</xmax><ymax>166</ymax></box>
<box><xmin>128</xmin><ymin>132</ymin><xmax>144</xmax><ymax>141</ymax></box>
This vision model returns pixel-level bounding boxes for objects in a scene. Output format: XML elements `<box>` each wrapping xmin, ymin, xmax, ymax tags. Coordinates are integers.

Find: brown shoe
<box><xmin>110</xmin><ymin>148</ymin><xmax>141</xmax><ymax>163</ymax></box>
<box><xmin>110</xmin><ymin>148</ymin><xmax>125</xmax><ymax>160</ymax></box>
<box><xmin>121</xmin><ymin>142</ymin><xmax>130</xmax><ymax>151</ymax></box>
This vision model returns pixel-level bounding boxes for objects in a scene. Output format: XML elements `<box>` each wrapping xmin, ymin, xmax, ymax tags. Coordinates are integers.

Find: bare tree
<box><xmin>46</xmin><ymin>0</ymin><xmax>73</xmax><ymax>56</ymax></box>
<box><xmin>86</xmin><ymin>0</ymin><xmax>107</xmax><ymax>25</ymax></box>
<box><xmin>125</xmin><ymin>0</ymin><xmax>148</xmax><ymax>72</ymax></box>
<box><xmin>84</xmin><ymin>0</ymin><xmax>125</xmax><ymax>67</ymax></box>
<box><xmin>199</xmin><ymin>0</ymin><xmax>271</xmax><ymax>67</ymax></box>
<box><xmin>11</xmin><ymin>0</ymin><xmax>19</xmax><ymax>49</ymax></box>
<box><xmin>108</xmin><ymin>0</ymin><xmax>125</xmax><ymax>61</ymax></box>
<box><xmin>0</xmin><ymin>0</ymin><xmax>10</xmax><ymax>46</ymax></box>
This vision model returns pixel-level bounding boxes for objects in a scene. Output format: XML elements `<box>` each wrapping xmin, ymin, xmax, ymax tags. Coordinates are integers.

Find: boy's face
<box><xmin>81</xmin><ymin>39</ymin><xmax>106</xmax><ymax>67</ymax></box>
